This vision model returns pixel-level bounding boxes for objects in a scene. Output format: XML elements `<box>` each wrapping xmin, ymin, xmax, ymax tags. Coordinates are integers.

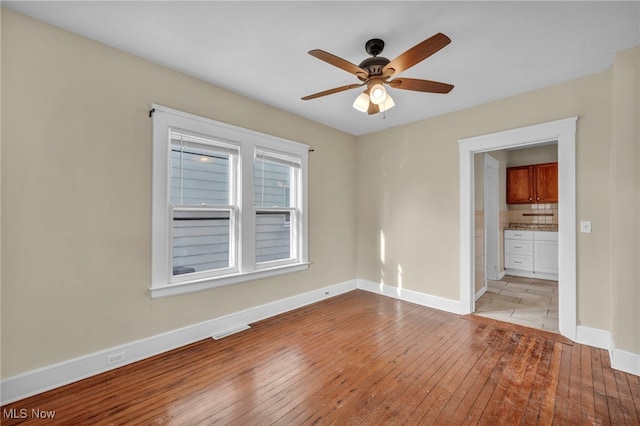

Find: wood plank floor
<box><xmin>2</xmin><ymin>290</ymin><xmax>639</xmax><ymax>425</ymax></box>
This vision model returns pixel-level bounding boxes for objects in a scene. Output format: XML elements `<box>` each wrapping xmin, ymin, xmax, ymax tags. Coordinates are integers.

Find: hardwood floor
<box><xmin>2</xmin><ymin>290</ymin><xmax>639</xmax><ymax>425</ymax></box>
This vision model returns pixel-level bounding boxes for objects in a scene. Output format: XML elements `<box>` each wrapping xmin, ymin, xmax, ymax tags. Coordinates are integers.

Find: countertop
<box><xmin>505</xmin><ymin>223</ymin><xmax>558</xmax><ymax>232</ymax></box>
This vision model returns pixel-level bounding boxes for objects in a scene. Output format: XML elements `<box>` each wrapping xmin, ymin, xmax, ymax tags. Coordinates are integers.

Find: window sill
<box><xmin>149</xmin><ymin>262</ymin><xmax>310</xmax><ymax>298</ymax></box>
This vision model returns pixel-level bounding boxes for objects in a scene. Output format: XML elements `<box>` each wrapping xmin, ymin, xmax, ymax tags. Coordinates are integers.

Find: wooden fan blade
<box><xmin>382</xmin><ymin>33</ymin><xmax>451</xmax><ymax>77</ymax></box>
<box><xmin>367</xmin><ymin>101</ymin><xmax>380</xmax><ymax>115</ymax></box>
<box><xmin>301</xmin><ymin>83</ymin><xmax>363</xmax><ymax>100</ymax></box>
<box><xmin>308</xmin><ymin>50</ymin><xmax>369</xmax><ymax>78</ymax></box>
<box><xmin>388</xmin><ymin>78</ymin><xmax>454</xmax><ymax>94</ymax></box>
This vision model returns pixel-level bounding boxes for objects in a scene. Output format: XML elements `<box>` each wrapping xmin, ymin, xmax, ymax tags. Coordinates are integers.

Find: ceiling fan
<box><xmin>301</xmin><ymin>33</ymin><xmax>454</xmax><ymax>115</ymax></box>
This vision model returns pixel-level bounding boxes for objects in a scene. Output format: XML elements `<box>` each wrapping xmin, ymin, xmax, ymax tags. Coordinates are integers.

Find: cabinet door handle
<box><xmin>514</xmin><ymin>246</ymin><xmax>522</xmax><ymax>248</ymax></box>
<box><xmin>536</xmin><ymin>197</ymin><xmax>540</xmax><ymax>201</ymax></box>
<box><xmin>513</xmin><ymin>234</ymin><xmax>522</xmax><ymax>236</ymax></box>
<box><xmin>514</xmin><ymin>261</ymin><xmax>523</xmax><ymax>264</ymax></box>
<box><xmin>529</xmin><ymin>197</ymin><xmax>532</xmax><ymax>200</ymax></box>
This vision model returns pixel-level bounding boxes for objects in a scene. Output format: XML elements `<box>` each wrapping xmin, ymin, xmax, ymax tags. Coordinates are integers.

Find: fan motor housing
<box><xmin>358</xmin><ymin>56</ymin><xmax>390</xmax><ymax>80</ymax></box>
<box><xmin>358</xmin><ymin>38</ymin><xmax>390</xmax><ymax>80</ymax></box>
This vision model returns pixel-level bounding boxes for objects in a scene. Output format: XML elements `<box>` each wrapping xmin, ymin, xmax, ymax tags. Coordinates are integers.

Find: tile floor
<box><xmin>475</xmin><ymin>275</ymin><xmax>559</xmax><ymax>332</ymax></box>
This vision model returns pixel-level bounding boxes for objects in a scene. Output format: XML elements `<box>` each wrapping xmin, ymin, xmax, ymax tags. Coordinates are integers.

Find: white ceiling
<box><xmin>4</xmin><ymin>1</ymin><xmax>639</xmax><ymax>136</ymax></box>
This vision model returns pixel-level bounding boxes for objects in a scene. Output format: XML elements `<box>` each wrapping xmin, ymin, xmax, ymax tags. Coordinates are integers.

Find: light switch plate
<box><xmin>580</xmin><ymin>221</ymin><xmax>592</xmax><ymax>233</ymax></box>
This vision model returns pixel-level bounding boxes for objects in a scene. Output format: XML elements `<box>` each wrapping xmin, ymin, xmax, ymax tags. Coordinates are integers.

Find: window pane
<box><xmin>172</xmin><ymin>210</ymin><xmax>230</xmax><ymax>275</ymax></box>
<box><xmin>171</xmin><ymin>143</ymin><xmax>229</xmax><ymax>205</ymax></box>
<box><xmin>256</xmin><ymin>212</ymin><xmax>291</xmax><ymax>263</ymax></box>
<box><xmin>254</xmin><ymin>158</ymin><xmax>291</xmax><ymax>208</ymax></box>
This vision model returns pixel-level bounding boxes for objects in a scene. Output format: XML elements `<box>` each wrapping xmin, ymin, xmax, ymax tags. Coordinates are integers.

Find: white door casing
<box><xmin>458</xmin><ymin>116</ymin><xmax>578</xmax><ymax>341</ymax></box>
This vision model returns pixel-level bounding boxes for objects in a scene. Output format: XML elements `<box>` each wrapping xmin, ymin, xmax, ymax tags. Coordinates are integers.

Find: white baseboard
<box><xmin>0</xmin><ymin>279</ymin><xmax>357</xmax><ymax>405</ymax></box>
<box><xmin>611</xmin><ymin>348</ymin><xmax>640</xmax><ymax>376</ymax></box>
<box><xmin>504</xmin><ymin>268</ymin><xmax>558</xmax><ymax>281</ymax></box>
<box><xmin>576</xmin><ymin>325</ymin><xmax>613</xmax><ymax>350</ymax></box>
<box><xmin>356</xmin><ymin>279</ymin><xmax>461</xmax><ymax>315</ymax></box>
<box><xmin>576</xmin><ymin>325</ymin><xmax>639</xmax><ymax>377</ymax></box>
<box><xmin>475</xmin><ymin>286</ymin><xmax>488</xmax><ymax>301</ymax></box>
<box><xmin>486</xmin><ymin>270</ymin><xmax>505</xmax><ymax>282</ymax></box>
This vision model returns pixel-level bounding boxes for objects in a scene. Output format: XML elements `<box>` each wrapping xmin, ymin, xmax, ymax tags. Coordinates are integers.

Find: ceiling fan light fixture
<box><xmin>379</xmin><ymin>94</ymin><xmax>395</xmax><ymax>112</ymax></box>
<box><xmin>352</xmin><ymin>92</ymin><xmax>370</xmax><ymax>113</ymax></box>
<box><xmin>369</xmin><ymin>82</ymin><xmax>387</xmax><ymax>105</ymax></box>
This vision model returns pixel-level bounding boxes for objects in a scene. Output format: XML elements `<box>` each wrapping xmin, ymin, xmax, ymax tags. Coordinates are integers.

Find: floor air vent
<box><xmin>212</xmin><ymin>324</ymin><xmax>251</xmax><ymax>340</ymax></box>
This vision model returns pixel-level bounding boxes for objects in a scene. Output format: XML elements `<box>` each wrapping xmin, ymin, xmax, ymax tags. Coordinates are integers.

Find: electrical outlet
<box><xmin>580</xmin><ymin>221</ymin><xmax>592</xmax><ymax>233</ymax></box>
<box><xmin>106</xmin><ymin>352</ymin><xmax>125</xmax><ymax>366</ymax></box>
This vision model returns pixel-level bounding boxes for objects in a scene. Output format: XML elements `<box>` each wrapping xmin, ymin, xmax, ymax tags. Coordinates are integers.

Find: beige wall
<box><xmin>492</xmin><ymin>150</ymin><xmax>509</xmax><ymax>213</ymax></box>
<box><xmin>356</xmin><ymin>68</ymin><xmax>614</xmax><ymax>330</ymax></box>
<box><xmin>0</xmin><ymin>10</ymin><xmax>357</xmax><ymax>377</ymax></box>
<box><xmin>507</xmin><ymin>144</ymin><xmax>558</xmax><ymax>167</ymax></box>
<box><xmin>609</xmin><ymin>46</ymin><xmax>639</xmax><ymax>354</ymax></box>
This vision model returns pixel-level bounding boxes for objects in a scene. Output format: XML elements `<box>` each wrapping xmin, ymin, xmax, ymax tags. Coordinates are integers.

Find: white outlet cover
<box><xmin>580</xmin><ymin>221</ymin><xmax>592</xmax><ymax>233</ymax></box>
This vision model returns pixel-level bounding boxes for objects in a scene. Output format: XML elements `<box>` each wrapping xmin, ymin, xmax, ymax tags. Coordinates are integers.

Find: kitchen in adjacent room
<box><xmin>474</xmin><ymin>143</ymin><xmax>559</xmax><ymax>332</ymax></box>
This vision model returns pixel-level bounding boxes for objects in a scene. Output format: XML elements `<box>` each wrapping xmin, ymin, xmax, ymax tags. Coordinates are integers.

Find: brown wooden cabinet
<box><xmin>507</xmin><ymin>162</ymin><xmax>558</xmax><ymax>204</ymax></box>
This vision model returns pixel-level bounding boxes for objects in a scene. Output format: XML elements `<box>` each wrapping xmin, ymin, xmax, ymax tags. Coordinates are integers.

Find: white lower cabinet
<box><xmin>533</xmin><ymin>232</ymin><xmax>559</xmax><ymax>274</ymax></box>
<box><xmin>505</xmin><ymin>231</ymin><xmax>533</xmax><ymax>272</ymax></box>
<box><xmin>505</xmin><ymin>230</ymin><xmax>558</xmax><ymax>279</ymax></box>
<box><xmin>506</xmin><ymin>254</ymin><xmax>533</xmax><ymax>271</ymax></box>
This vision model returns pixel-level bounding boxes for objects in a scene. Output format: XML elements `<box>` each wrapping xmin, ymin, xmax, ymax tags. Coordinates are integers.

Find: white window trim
<box><xmin>151</xmin><ymin>104</ymin><xmax>309</xmax><ymax>298</ymax></box>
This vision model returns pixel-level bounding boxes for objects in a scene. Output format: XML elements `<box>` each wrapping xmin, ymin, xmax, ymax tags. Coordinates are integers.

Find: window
<box><xmin>170</xmin><ymin>131</ymin><xmax>238</xmax><ymax>281</ymax></box>
<box><xmin>151</xmin><ymin>105</ymin><xmax>309</xmax><ymax>298</ymax></box>
<box><xmin>254</xmin><ymin>150</ymin><xmax>300</xmax><ymax>265</ymax></box>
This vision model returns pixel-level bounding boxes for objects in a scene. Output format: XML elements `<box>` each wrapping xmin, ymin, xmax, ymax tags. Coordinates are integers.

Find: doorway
<box><xmin>458</xmin><ymin>117</ymin><xmax>578</xmax><ymax>341</ymax></box>
<box><xmin>475</xmin><ymin>146</ymin><xmax>560</xmax><ymax>332</ymax></box>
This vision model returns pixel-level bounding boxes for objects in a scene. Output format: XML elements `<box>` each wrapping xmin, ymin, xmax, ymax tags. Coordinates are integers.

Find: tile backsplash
<box><xmin>508</xmin><ymin>203</ymin><xmax>558</xmax><ymax>224</ymax></box>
